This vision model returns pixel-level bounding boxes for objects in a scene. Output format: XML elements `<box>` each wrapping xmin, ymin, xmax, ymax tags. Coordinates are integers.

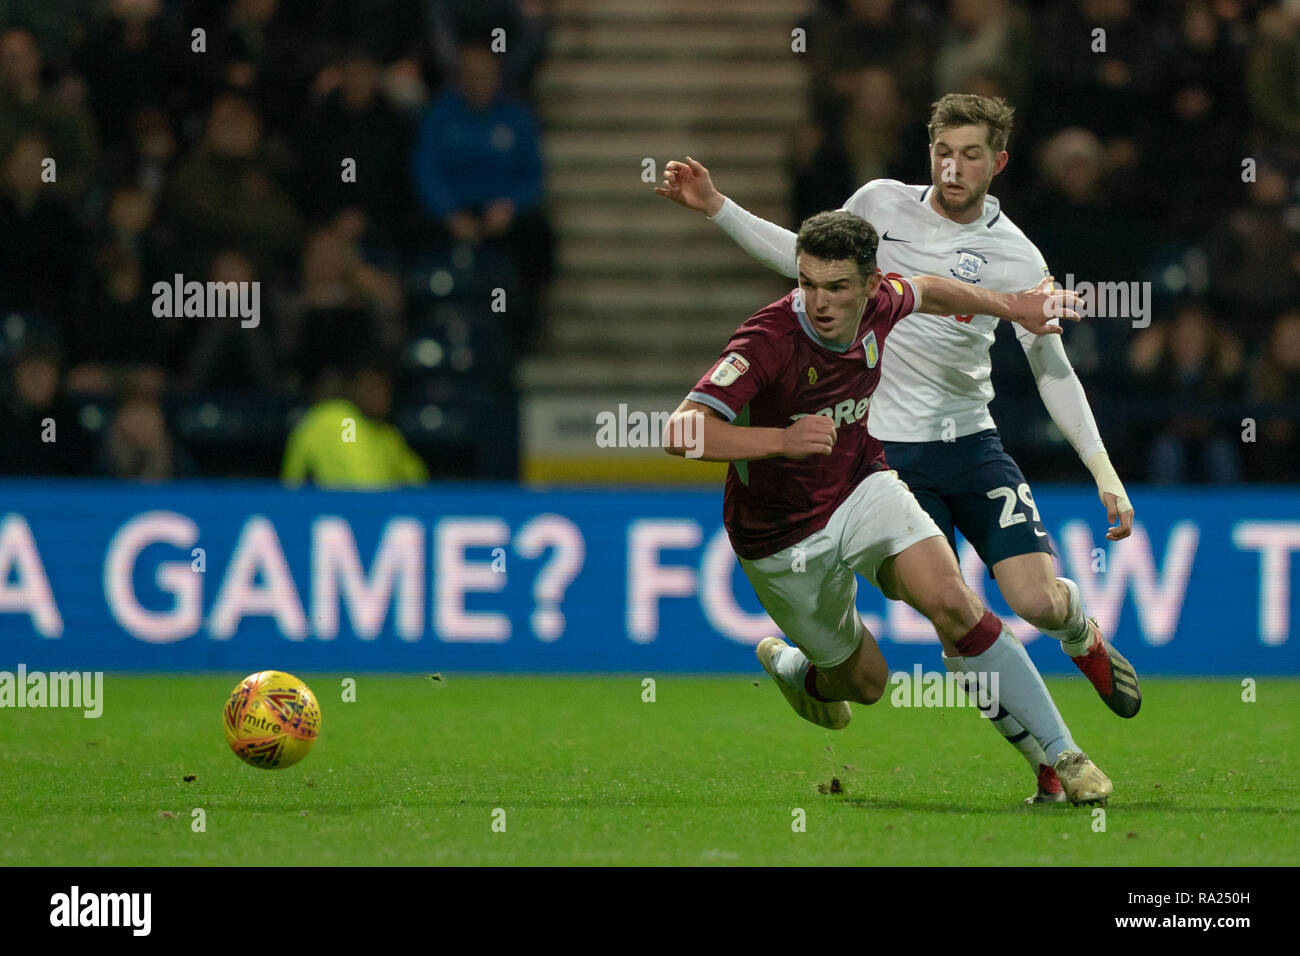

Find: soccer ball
<box><xmin>223</xmin><ymin>671</ymin><xmax>322</xmax><ymax>769</ymax></box>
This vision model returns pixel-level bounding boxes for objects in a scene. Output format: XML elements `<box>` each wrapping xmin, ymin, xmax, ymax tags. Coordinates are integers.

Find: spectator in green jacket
<box><xmin>282</xmin><ymin>359</ymin><xmax>428</xmax><ymax>488</ymax></box>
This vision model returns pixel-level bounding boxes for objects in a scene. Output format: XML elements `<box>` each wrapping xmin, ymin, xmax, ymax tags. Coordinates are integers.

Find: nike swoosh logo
<box><xmin>881</xmin><ymin>231</ymin><xmax>911</xmax><ymax>243</ymax></box>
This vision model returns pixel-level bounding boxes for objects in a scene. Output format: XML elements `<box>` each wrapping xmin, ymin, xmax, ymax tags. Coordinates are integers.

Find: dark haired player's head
<box><xmin>796</xmin><ymin>210</ymin><xmax>879</xmax><ymax>280</ymax></box>
<box><xmin>794</xmin><ymin>211</ymin><xmax>882</xmax><ymax>345</ymax></box>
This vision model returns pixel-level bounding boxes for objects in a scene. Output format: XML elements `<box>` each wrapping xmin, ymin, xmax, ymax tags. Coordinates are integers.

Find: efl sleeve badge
<box><xmin>709</xmin><ymin>352</ymin><xmax>750</xmax><ymax>387</ymax></box>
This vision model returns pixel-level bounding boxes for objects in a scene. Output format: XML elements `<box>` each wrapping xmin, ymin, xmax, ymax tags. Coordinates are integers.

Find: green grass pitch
<box><xmin>1</xmin><ymin>675</ymin><xmax>1295</xmax><ymax>866</ymax></box>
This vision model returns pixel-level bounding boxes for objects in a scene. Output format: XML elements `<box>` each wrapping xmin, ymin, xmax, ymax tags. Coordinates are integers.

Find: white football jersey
<box><xmin>840</xmin><ymin>180</ymin><xmax>1052</xmax><ymax>442</ymax></box>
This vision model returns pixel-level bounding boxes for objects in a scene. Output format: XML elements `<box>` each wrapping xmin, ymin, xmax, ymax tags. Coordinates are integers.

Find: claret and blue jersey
<box><xmin>686</xmin><ymin>277</ymin><xmax>918</xmax><ymax>561</ymax></box>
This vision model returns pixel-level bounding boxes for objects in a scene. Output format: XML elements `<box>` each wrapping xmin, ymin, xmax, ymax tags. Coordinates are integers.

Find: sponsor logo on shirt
<box><xmin>710</xmin><ymin>352</ymin><xmax>749</xmax><ymax>387</ymax></box>
<box><xmin>790</xmin><ymin>395</ymin><xmax>872</xmax><ymax>428</ymax></box>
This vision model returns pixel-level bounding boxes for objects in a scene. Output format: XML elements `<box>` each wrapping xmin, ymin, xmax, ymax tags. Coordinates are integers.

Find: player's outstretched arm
<box><xmin>654</xmin><ymin>157</ymin><xmax>799</xmax><ymax>278</ymax></box>
<box><xmin>1018</xmin><ymin>329</ymin><xmax>1135</xmax><ymax>540</ymax></box>
<box><xmin>910</xmin><ymin>275</ymin><xmax>1081</xmax><ymax>336</ymax></box>
<box><xmin>663</xmin><ymin>400</ymin><xmax>836</xmax><ymax>462</ymax></box>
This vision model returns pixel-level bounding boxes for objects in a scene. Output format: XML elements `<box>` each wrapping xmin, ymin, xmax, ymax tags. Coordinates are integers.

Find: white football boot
<box><xmin>1052</xmin><ymin>750</ymin><xmax>1113</xmax><ymax>805</ymax></box>
<box><xmin>755</xmin><ymin>637</ymin><xmax>851</xmax><ymax>730</ymax></box>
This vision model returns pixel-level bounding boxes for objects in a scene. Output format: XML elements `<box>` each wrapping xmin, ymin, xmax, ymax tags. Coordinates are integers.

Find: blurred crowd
<box><xmin>0</xmin><ymin>0</ymin><xmax>550</xmax><ymax>481</ymax></box>
<box><xmin>796</xmin><ymin>0</ymin><xmax>1300</xmax><ymax>483</ymax></box>
<box><xmin>0</xmin><ymin>0</ymin><xmax>1295</xmax><ymax>485</ymax></box>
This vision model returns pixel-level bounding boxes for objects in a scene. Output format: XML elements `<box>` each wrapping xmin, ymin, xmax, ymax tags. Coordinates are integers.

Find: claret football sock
<box><xmin>803</xmin><ymin>665</ymin><xmax>833</xmax><ymax>703</ymax></box>
<box><xmin>957</xmin><ymin>612</ymin><xmax>1077</xmax><ymax>764</ymax></box>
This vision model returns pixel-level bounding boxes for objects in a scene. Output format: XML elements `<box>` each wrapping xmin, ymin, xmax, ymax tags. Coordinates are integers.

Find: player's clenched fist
<box><xmin>782</xmin><ymin>413</ymin><xmax>837</xmax><ymax>458</ymax></box>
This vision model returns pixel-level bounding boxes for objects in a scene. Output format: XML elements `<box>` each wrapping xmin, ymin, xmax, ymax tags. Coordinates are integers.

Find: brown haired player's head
<box><xmin>926</xmin><ymin>93</ymin><xmax>1014</xmax><ymax>220</ymax></box>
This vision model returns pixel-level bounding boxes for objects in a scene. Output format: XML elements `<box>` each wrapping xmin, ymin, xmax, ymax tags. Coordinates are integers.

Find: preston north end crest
<box><xmin>950</xmin><ymin>249</ymin><xmax>987</xmax><ymax>283</ymax></box>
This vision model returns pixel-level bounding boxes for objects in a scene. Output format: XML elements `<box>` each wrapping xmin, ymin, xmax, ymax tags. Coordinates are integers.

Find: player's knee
<box><xmin>919</xmin><ymin>576</ymin><xmax>980</xmax><ymax>632</ymax></box>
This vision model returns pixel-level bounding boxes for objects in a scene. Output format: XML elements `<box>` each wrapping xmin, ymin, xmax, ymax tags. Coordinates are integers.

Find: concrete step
<box><xmin>550</xmin><ymin>21</ymin><xmax>797</xmax><ymax>60</ymax></box>
<box><xmin>546</xmin><ymin>166</ymin><xmax>785</xmax><ymax>205</ymax></box>
<box><xmin>540</xmin><ymin>59</ymin><xmax>805</xmax><ymax>95</ymax></box>
<box><xmin>542</xmin><ymin>89</ymin><xmax>804</xmax><ymax>127</ymax></box>
<box><xmin>552</xmin><ymin>200</ymin><xmax>791</xmax><ymax>239</ymax></box>
<box><xmin>546</xmin><ymin>310</ymin><xmax>769</xmax><ymax>355</ymax></box>
<box><xmin>554</xmin><ymin>0</ymin><xmax>809</xmax><ymax>27</ymax></box>
<box><xmin>542</xmin><ymin>110</ymin><xmax>798</xmax><ymax>133</ymax></box>
<box><xmin>549</xmin><ymin>275</ymin><xmax>789</xmax><ymax>314</ymax></box>
<box><xmin>545</xmin><ymin>129</ymin><xmax>790</xmax><ymax>168</ymax></box>
<box><xmin>518</xmin><ymin>353</ymin><xmax>701</xmax><ymax>391</ymax></box>
<box><xmin>557</xmin><ymin>237</ymin><xmax>778</xmax><ymax>277</ymax></box>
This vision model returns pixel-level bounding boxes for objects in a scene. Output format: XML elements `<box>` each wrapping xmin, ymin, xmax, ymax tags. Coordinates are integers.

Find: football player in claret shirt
<box><xmin>664</xmin><ymin>210</ymin><xmax>1112</xmax><ymax>805</ymax></box>
<box><xmin>658</xmin><ymin>93</ymin><xmax>1141</xmax><ymax>805</ymax></box>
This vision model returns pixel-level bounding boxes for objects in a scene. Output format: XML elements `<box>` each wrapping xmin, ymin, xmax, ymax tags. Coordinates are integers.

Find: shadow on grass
<box><xmin>839</xmin><ymin>797</ymin><xmax>1297</xmax><ymax>814</ymax></box>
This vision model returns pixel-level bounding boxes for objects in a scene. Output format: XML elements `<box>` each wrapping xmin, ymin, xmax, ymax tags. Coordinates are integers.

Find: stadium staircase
<box><xmin>524</xmin><ymin>0</ymin><xmax>809</xmax><ymax>393</ymax></box>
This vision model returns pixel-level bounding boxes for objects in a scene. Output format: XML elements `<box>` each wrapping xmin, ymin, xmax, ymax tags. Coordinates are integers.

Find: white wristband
<box><xmin>1085</xmin><ymin>451</ymin><xmax>1131</xmax><ymax>514</ymax></box>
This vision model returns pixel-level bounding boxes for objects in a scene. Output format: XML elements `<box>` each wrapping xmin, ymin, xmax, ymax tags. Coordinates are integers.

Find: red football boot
<box><xmin>1070</xmin><ymin>619</ymin><xmax>1142</xmax><ymax>718</ymax></box>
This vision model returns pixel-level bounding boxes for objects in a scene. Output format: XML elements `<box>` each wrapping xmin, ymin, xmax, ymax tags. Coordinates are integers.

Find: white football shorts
<box><xmin>738</xmin><ymin>469</ymin><xmax>943</xmax><ymax>668</ymax></box>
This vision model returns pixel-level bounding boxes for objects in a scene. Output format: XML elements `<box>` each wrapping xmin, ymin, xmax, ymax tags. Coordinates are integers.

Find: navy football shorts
<box><xmin>882</xmin><ymin>429</ymin><xmax>1055</xmax><ymax>574</ymax></box>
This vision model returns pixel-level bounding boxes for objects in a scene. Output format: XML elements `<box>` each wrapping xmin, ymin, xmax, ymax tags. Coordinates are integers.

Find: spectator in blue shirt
<box><xmin>412</xmin><ymin>40</ymin><xmax>553</xmax><ymax>352</ymax></box>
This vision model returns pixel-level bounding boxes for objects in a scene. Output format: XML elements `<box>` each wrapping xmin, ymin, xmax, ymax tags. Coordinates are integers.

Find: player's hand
<box><xmin>781</xmin><ymin>414</ymin><xmax>836</xmax><ymax>459</ymax></box>
<box><xmin>1102</xmin><ymin>491</ymin><xmax>1133</xmax><ymax>541</ymax></box>
<box><xmin>654</xmin><ymin>156</ymin><xmax>726</xmax><ymax>217</ymax></box>
<box><xmin>1010</xmin><ymin>276</ymin><xmax>1081</xmax><ymax>335</ymax></box>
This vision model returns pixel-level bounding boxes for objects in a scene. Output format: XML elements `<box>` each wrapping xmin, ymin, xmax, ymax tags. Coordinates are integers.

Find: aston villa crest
<box><xmin>864</xmin><ymin>331</ymin><xmax>879</xmax><ymax>368</ymax></box>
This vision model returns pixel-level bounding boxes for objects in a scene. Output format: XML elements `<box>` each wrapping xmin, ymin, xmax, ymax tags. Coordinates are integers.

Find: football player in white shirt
<box><xmin>657</xmin><ymin>93</ymin><xmax>1140</xmax><ymax>804</ymax></box>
